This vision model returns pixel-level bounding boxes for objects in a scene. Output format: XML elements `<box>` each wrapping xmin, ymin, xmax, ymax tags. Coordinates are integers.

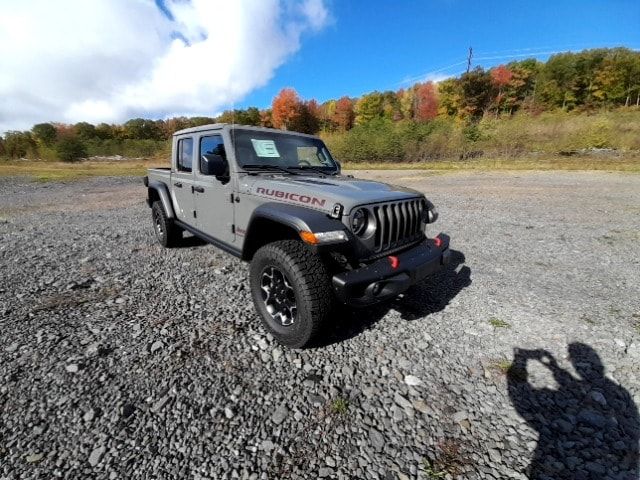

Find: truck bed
<box><xmin>147</xmin><ymin>167</ymin><xmax>171</xmax><ymax>183</ymax></box>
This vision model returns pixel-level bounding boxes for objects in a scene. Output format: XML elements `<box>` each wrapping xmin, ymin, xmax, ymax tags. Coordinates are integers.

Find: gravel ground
<box><xmin>1</xmin><ymin>170</ymin><xmax>639</xmax><ymax>479</ymax></box>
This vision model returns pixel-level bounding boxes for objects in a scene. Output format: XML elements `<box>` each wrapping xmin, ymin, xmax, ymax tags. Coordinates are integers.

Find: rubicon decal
<box><xmin>256</xmin><ymin>187</ymin><xmax>326</xmax><ymax>207</ymax></box>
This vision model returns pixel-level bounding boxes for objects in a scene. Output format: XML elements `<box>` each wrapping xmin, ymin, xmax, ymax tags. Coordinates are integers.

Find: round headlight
<box><xmin>351</xmin><ymin>208</ymin><xmax>368</xmax><ymax>236</ymax></box>
<box><xmin>421</xmin><ymin>199</ymin><xmax>438</xmax><ymax>223</ymax></box>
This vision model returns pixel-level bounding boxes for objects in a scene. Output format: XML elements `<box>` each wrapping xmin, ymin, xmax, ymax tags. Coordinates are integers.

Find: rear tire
<box><xmin>151</xmin><ymin>201</ymin><xmax>181</xmax><ymax>248</ymax></box>
<box><xmin>249</xmin><ymin>240</ymin><xmax>333</xmax><ymax>348</ymax></box>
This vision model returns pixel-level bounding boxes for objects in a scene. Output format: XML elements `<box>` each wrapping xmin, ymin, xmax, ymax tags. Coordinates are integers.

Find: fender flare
<box><xmin>247</xmin><ymin>202</ymin><xmax>345</xmax><ymax>235</ymax></box>
<box><xmin>242</xmin><ymin>202</ymin><xmax>349</xmax><ymax>259</ymax></box>
<box><xmin>147</xmin><ymin>180</ymin><xmax>175</xmax><ymax>219</ymax></box>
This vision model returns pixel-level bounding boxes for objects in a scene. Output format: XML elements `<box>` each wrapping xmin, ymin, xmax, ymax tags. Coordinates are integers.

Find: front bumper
<box><xmin>332</xmin><ymin>234</ymin><xmax>451</xmax><ymax>306</ymax></box>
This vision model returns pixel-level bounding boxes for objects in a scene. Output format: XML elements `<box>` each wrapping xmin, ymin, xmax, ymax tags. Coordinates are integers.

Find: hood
<box><xmin>239</xmin><ymin>173</ymin><xmax>422</xmax><ymax>214</ymax></box>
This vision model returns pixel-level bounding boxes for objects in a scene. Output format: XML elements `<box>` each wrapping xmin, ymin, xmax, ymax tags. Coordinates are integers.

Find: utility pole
<box><xmin>466</xmin><ymin>47</ymin><xmax>473</xmax><ymax>73</ymax></box>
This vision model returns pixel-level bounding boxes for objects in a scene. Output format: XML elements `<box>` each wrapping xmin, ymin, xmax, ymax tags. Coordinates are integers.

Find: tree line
<box><xmin>1</xmin><ymin>47</ymin><xmax>639</xmax><ymax>161</ymax></box>
<box><xmin>267</xmin><ymin>47</ymin><xmax>640</xmax><ymax>132</ymax></box>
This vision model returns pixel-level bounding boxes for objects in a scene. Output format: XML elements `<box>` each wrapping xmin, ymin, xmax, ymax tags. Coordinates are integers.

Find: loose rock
<box><xmin>88</xmin><ymin>446</ymin><xmax>105</xmax><ymax>467</ymax></box>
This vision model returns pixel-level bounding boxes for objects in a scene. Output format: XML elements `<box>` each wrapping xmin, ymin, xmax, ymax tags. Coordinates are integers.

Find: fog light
<box><xmin>372</xmin><ymin>283</ymin><xmax>383</xmax><ymax>296</ymax></box>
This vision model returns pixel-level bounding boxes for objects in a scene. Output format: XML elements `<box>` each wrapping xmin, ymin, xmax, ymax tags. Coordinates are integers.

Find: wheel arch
<box><xmin>147</xmin><ymin>180</ymin><xmax>175</xmax><ymax>219</ymax></box>
<box><xmin>241</xmin><ymin>202</ymin><xmax>346</xmax><ymax>261</ymax></box>
<box><xmin>241</xmin><ymin>217</ymin><xmax>300</xmax><ymax>261</ymax></box>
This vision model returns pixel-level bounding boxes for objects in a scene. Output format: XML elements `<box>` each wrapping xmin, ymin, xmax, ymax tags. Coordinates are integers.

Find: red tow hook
<box><xmin>388</xmin><ymin>255</ymin><xmax>400</xmax><ymax>270</ymax></box>
<box><xmin>433</xmin><ymin>235</ymin><xmax>443</xmax><ymax>248</ymax></box>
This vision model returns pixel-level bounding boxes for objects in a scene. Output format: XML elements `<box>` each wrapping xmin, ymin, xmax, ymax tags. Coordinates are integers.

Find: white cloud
<box><xmin>423</xmin><ymin>73</ymin><xmax>455</xmax><ymax>84</ymax></box>
<box><xmin>0</xmin><ymin>0</ymin><xmax>329</xmax><ymax>133</ymax></box>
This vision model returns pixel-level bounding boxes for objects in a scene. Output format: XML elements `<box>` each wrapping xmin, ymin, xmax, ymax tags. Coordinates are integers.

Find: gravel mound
<box><xmin>1</xmin><ymin>172</ymin><xmax>639</xmax><ymax>479</ymax></box>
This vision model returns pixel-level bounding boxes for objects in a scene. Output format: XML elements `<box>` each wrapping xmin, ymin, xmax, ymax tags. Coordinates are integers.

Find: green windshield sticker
<box><xmin>251</xmin><ymin>139</ymin><xmax>280</xmax><ymax>158</ymax></box>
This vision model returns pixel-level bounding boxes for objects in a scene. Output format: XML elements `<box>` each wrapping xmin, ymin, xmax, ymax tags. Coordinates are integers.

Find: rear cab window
<box><xmin>176</xmin><ymin>137</ymin><xmax>193</xmax><ymax>173</ymax></box>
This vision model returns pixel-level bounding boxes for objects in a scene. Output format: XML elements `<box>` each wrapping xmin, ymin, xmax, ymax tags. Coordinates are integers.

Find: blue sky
<box><xmin>3</xmin><ymin>0</ymin><xmax>639</xmax><ymax>132</ymax></box>
<box><xmin>237</xmin><ymin>0</ymin><xmax>640</xmax><ymax>109</ymax></box>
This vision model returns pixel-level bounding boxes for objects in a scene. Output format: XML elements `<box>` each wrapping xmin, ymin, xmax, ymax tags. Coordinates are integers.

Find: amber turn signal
<box><xmin>299</xmin><ymin>231</ymin><xmax>319</xmax><ymax>245</ymax></box>
<box><xmin>299</xmin><ymin>230</ymin><xmax>348</xmax><ymax>245</ymax></box>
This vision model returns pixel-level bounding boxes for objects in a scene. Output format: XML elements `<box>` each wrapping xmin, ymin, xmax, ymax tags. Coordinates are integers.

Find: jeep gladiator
<box><xmin>145</xmin><ymin>124</ymin><xmax>450</xmax><ymax>347</ymax></box>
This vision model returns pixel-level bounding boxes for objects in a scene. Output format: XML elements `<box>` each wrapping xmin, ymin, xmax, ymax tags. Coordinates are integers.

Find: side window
<box><xmin>177</xmin><ymin>137</ymin><xmax>193</xmax><ymax>173</ymax></box>
<box><xmin>200</xmin><ymin>135</ymin><xmax>226</xmax><ymax>174</ymax></box>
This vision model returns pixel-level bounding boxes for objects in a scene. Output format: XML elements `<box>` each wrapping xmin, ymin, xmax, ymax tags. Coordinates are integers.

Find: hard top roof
<box><xmin>173</xmin><ymin>124</ymin><xmax>318</xmax><ymax>138</ymax></box>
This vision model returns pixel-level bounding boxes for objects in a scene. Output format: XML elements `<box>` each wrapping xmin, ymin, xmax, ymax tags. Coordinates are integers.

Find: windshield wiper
<box><xmin>242</xmin><ymin>164</ymin><xmax>300</xmax><ymax>175</ymax></box>
<box><xmin>288</xmin><ymin>166</ymin><xmax>338</xmax><ymax>176</ymax></box>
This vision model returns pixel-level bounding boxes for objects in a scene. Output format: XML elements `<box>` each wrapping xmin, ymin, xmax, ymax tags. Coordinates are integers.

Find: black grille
<box><xmin>372</xmin><ymin>199</ymin><xmax>425</xmax><ymax>253</ymax></box>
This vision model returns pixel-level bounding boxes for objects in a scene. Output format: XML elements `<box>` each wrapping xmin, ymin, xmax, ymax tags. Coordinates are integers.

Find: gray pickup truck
<box><xmin>145</xmin><ymin>124</ymin><xmax>450</xmax><ymax>347</ymax></box>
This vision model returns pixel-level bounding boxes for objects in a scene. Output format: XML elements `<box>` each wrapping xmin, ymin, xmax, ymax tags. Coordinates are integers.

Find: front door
<box><xmin>171</xmin><ymin>136</ymin><xmax>196</xmax><ymax>223</ymax></box>
<box><xmin>193</xmin><ymin>133</ymin><xmax>235</xmax><ymax>245</ymax></box>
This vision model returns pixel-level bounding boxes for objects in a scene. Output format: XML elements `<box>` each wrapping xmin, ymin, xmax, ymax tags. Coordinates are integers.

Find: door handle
<box><xmin>173</xmin><ymin>182</ymin><xmax>183</xmax><ymax>188</ymax></box>
<box><xmin>193</xmin><ymin>186</ymin><xmax>205</xmax><ymax>193</ymax></box>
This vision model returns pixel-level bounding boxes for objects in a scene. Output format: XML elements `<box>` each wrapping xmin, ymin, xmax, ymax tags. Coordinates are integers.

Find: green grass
<box><xmin>422</xmin><ymin>438</ymin><xmax>465</xmax><ymax>478</ymax></box>
<box><xmin>489</xmin><ymin>358</ymin><xmax>529</xmax><ymax>382</ymax></box>
<box><xmin>330</xmin><ymin>397</ymin><xmax>349</xmax><ymax>416</ymax></box>
<box><xmin>490</xmin><ymin>359</ymin><xmax>513</xmax><ymax>374</ymax></box>
<box><xmin>0</xmin><ymin>160</ymin><xmax>159</xmax><ymax>182</ymax></box>
<box><xmin>1</xmin><ymin>152</ymin><xmax>638</xmax><ymax>185</ymax></box>
<box><xmin>343</xmin><ymin>156</ymin><xmax>640</xmax><ymax>172</ymax></box>
<box><xmin>326</xmin><ymin>110</ymin><xmax>640</xmax><ymax>166</ymax></box>
<box><xmin>489</xmin><ymin>317</ymin><xmax>511</xmax><ymax>329</ymax></box>
<box><xmin>422</xmin><ymin>460</ymin><xmax>447</xmax><ymax>479</ymax></box>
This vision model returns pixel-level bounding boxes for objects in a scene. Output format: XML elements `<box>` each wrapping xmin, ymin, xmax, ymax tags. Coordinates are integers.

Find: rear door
<box><xmin>193</xmin><ymin>133</ymin><xmax>235</xmax><ymax>244</ymax></box>
<box><xmin>171</xmin><ymin>136</ymin><xmax>196</xmax><ymax>223</ymax></box>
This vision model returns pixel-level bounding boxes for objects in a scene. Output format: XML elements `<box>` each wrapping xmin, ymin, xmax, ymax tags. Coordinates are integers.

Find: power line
<box><xmin>396</xmin><ymin>60</ymin><xmax>467</xmax><ymax>87</ymax></box>
<box><xmin>393</xmin><ymin>44</ymin><xmax>640</xmax><ymax>90</ymax></box>
<box><xmin>475</xmin><ymin>42</ymin><xmax>639</xmax><ymax>57</ymax></box>
<box><xmin>475</xmin><ymin>44</ymin><xmax>586</xmax><ymax>56</ymax></box>
<box><xmin>397</xmin><ymin>46</ymin><xmax>559</xmax><ymax>88</ymax></box>
<box><xmin>474</xmin><ymin>50</ymin><xmax>583</xmax><ymax>61</ymax></box>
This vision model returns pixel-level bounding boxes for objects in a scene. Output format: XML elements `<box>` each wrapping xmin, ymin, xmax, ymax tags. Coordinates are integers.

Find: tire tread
<box><xmin>152</xmin><ymin>201</ymin><xmax>181</xmax><ymax>248</ymax></box>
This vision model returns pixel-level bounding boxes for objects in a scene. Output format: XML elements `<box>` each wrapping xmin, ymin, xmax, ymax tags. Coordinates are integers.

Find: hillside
<box><xmin>1</xmin><ymin>47</ymin><xmax>639</xmax><ymax>167</ymax></box>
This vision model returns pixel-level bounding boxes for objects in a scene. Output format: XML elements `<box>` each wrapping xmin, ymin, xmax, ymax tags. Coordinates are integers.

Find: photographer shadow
<box><xmin>319</xmin><ymin>249</ymin><xmax>471</xmax><ymax>346</ymax></box>
<box><xmin>508</xmin><ymin>344</ymin><xmax>639</xmax><ymax>479</ymax></box>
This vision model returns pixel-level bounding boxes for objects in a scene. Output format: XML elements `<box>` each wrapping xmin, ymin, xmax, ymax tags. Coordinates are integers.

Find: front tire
<box><xmin>249</xmin><ymin>240</ymin><xmax>333</xmax><ymax>348</ymax></box>
<box><xmin>151</xmin><ymin>201</ymin><xmax>181</xmax><ymax>248</ymax></box>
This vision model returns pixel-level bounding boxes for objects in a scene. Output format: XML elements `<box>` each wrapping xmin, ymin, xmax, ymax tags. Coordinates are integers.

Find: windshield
<box><xmin>231</xmin><ymin>128</ymin><xmax>338</xmax><ymax>172</ymax></box>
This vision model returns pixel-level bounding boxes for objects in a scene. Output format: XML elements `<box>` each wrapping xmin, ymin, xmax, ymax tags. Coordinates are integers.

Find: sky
<box><xmin>1</xmin><ymin>0</ymin><xmax>639</xmax><ymax>133</ymax></box>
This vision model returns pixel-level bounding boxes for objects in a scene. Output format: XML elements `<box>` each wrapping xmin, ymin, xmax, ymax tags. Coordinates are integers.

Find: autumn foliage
<box><xmin>272</xmin><ymin>88</ymin><xmax>301</xmax><ymax>130</ymax></box>
<box><xmin>491</xmin><ymin>65</ymin><xmax>513</xmax><ymax>87</ymax></box>
<box><xmin>333</xmin><ymin>97</ymin><xmax>354</xmax><ymax>131</ymax></box>
<box><xmin>415</xmin><ymin>82</ymin><xmax>438</xmax><ymax>121</ymax></box>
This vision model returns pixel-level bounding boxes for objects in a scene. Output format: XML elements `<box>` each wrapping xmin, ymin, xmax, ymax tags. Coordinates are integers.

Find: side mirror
<box><xmin>334</xmin><ymin>160</ymin><xmax>342</xmax><ymax>174</ymax></box>
<box><xmin>201</xmin><ymin>154</ymin><xmax>228</xmax><ymax>178</ymax></box>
